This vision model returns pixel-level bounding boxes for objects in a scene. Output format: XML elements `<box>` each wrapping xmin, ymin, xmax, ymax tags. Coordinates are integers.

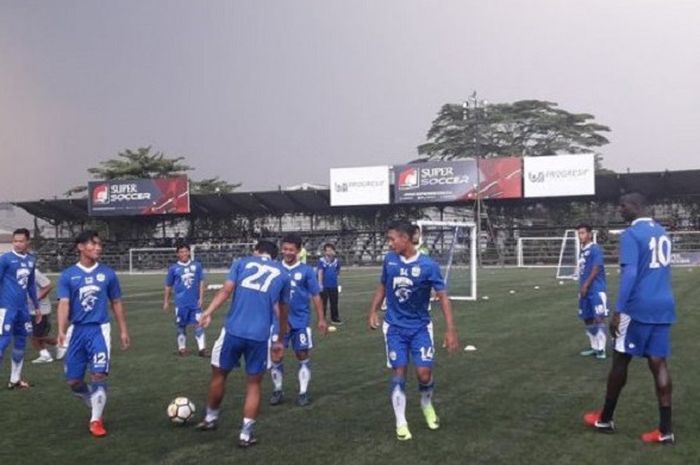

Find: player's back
<box><xmin>226</xmin><ymin>255</ymin><xmax>289</xmax><ymax>342</ymax></box>
<box><xmin>0</xmin><ymin>251</ymin><xmax>35</xmax><ymax>311</ymax></box>
<box><xmin>58</xmin><ymin>263</ymin><xmax>121</xmax><ymax>325</ymax></box>
<box><xmin>621</xmin><ymin>218</ymin><xmax>675</xmax><ymax>324</ymax></box>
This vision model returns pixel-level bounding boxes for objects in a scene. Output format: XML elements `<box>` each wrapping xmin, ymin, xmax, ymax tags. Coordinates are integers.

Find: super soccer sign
<box><xmin>88</xmin><ymin>176</ymin><xmax>190</xmax><ymax>216</ymax></box>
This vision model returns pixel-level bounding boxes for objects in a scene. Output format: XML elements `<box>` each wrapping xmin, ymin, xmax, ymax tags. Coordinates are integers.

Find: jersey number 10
<box><xmin>648</xmin><ymin>235</ymin><xmax>672</xmax><ymax>269</ymax></box>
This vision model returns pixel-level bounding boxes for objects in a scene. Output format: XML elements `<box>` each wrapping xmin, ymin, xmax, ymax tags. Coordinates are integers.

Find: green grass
<box><xmin>2</xmin><ymin>267</ymin><xmax>699</xmax><ymax>465</ymax></box>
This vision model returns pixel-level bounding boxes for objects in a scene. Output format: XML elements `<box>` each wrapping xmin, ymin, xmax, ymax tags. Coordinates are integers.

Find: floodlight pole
<box><xmin>463</xmin><ymin>92</ymin><xmax>486</xmax><ymax>266</ymax></box>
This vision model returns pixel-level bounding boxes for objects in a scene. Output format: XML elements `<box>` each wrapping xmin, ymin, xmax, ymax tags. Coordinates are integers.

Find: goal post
<box><xmin>516</xmin><ymin>230</ymin><xmax>598</xmax><ymax>279</ymax></box>
<box><xmin>128</xmin><ymin>246</ymin><xmax>197</xmax><ymax>274</ymax></box>
<box><xmin>416</xmin><ymin>220</ymin><xmax>477</xmax><ymax>301</ymax></box>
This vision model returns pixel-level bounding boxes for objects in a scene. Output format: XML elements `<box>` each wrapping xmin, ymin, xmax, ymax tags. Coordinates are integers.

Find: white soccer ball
<box><xmin>481</xmin><ymin>295</ymin><xmax>490</xmax><ymax>300</ymax></box>
<box><xmin>167</xmin><ymin>397</ymin><xmax>195</xmax><ymax>425</ymax></box>
<box><xmin>533</xmin><ymin>285</ymin><xmax>540</xmax><ymax>290</ymax></box>
<box><xmin>327</xmin><ymin>325</ymin><xmax>337</xmax><ymax>333</ymax></box>
<box><xmin>509</xmin><ymin>290</ymin><xmax>516</xmax><ymax>294</ymax></box>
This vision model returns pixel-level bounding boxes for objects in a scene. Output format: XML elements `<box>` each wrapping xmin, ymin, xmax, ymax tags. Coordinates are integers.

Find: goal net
<box><xmin>129</xmin><ymin>247</ymin><xmax>197</xmax><ymax>274</ymax></box>
<box><xmin>517</xmin><ymin>230</ymin><xmax>598</xmax><ymax>280</ymax></box>
<box><xmin>416</xmin><ymin>220</ymin><xmax>477</xmax><ymax>301</ymax></box>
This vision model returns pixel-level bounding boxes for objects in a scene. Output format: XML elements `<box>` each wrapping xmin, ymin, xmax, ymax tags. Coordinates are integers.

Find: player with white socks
<box><xmin>368</xmin><ymin>221</ymin><xmax>460</xmax><ymax>441</ymax></box>
<box><xmin>196</xmin><ymin>240</ymin><xmax>290</xmax><ymax>448</ymax></box>
<box><xmin>57</xmin><ymin>230</ymin><xmax>130</xmax><ymax>437</ymax></box>
<box><xmin>576</xmin><ymin>223</ymin><xmax>608</xmax><ymax>360</ymax></box>
<box><xmin>163</xmin><ymin>243</ymin><xmax>208</xmax><ymax>357</ymax></box>
<box><xmin>0</xmin><ymin>228</ymin><xmax>41</xmax><ymax>389</ymax></box>
<box><xmin>269</xmin><ymin>234</ymin><xmax>328</xmax><ymax>407</ymax></box>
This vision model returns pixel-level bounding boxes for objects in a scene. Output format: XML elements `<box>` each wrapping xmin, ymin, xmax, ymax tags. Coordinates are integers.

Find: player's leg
<box><xmin>593</xmin><ymin>292</ymin><xmax>609</xmax><ymax>359</ymax></box>
<box><xmin>320</xmin><ymin>291</ymin><xmax>329</xmax><ymax>320</ymax></box>
<box><xmin>31</xmin><ymin>315</ymin><xmax>55</xmax><ymax>364</ymax></box>
<box><xmin>269</xmin><ymin>328</ymin><xmax>287</xmax><ymax>405</ymax></box>
<box><xmin>8</xmin><ymin>313</ymin><xmax>33</xmax><ymax>388</ymax></box>
<box><xmin>193</xmin><ymin>309</ymin><xmax>207</xmax><ymax>356</ymax></box>
<box><xmin>641</xmin><ymin>324</ymin><xmax>674</xmax><ymax>444</ymax></box>
<box><xmin>65</xmin><ymin>326</ymin><xmax>92</xmax><ymax>411</ymax></box>
<box><xmin>175</xmin><ymin>307</ymin><xmax>187</xmax><ymax>355</ymax></box>
<box><xmin>0</xmin><ymin>333</ymin><xmax>12</xmax><ymax>376</ymax></box>
<box><xmin>239</xmin><ymin>338</ymin><xmax>271</xmax><ymax>447</ymax></box>
<box><xmin>85</xmin><ymin>324</ymin><xmax>111</xmax><ymax>437</ymax></box>
<box><xmin>197</xmin><ymin>329</ymin><xmax>236</xmax><ymax>431</ymax></box>
<box><xmin>579</xmin><ymin>295</ymin><xmax>599</xmax><ymax>356</ymax></box>
<box><xmin>329</xmin><ymin>288</ymin><xmax>341</xmax><ymax>324</ymax></box>
<box><xmin>411</xmin><ymin>323</ymin><xmax>439</xmax><ymax>430</ymax></box>
<box><xmin>295</xmin><ymin>327</ymin><xmax>313</xmax><ymax>405</ymax></box>
<box><xmin>384</xmin><ymin>322</ymin><xmax>411</xmax><ymax>440</ymax></box>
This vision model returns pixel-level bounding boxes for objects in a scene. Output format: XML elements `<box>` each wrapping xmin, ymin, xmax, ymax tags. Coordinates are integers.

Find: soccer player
<box><xmin>317</xmin><ymin>243</ymin><xmax>342</xmax><ymax>325</ymax></box>
<box><xmin>163</xmin><ymin>243</ymin><xmax>207</xmax><ymax>357</ymax></box>
<box><xmin>196</xmin><ymin>240</ymin><xmax>290</xmax><ymax>448</ymax></box>
<box><xmin>30</xmin><ymin>268</ymin><xmax>65</xmax><ymax>364</ymax></box>
<box><xmin>584</xmin><ymin>193</ymin><xmax>677</xmax><ymax>444</ymax></box>
<box><xmin>576</xmin><ymin>223</ymin><xmax>608</xmax><ymax>360</ymax></box>
<box><xmin>0</xmin><ymin>228</ymin><xmax>40</xmax><ymax>389</ymax></box>
<box><xmin>368</xmin><ymin>221</ymin><xmax>460</xmax><ymax>441</ymax></box>
<box><xmin>269</xmin><ymin>234</ymin><xmax>328</xmax><ymax>407</ymax></box>
<box><xmin>57</xmin><ymin>230</ymin><xmax>130</xmax><ymax>437</ymax></box>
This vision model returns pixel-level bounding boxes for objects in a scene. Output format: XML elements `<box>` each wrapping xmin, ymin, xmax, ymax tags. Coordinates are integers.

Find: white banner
<box><xmin>523</xmin><ymin>154</ymin><xmax>595</xmax><ymax>198</ymax></box>
<box><xmin>330</xmin><ymin>166</ymin><xmax>390</xmax><ymax>206</ymax></box>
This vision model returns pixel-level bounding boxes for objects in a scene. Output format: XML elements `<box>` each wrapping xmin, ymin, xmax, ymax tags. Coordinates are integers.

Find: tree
<box><xmin>64</xmin><ymin>146</ymin><xmax>240</xmax><ymax>196</ymax></box>
<box><xmin>417</xmin><ymin>99</ymin><xmax>611</xmax><ymax>169</ymax></box>
<box><xmin>190</xmin><ymin>177</ymin><xmax>241</xmax><ymax>194</ymax></box>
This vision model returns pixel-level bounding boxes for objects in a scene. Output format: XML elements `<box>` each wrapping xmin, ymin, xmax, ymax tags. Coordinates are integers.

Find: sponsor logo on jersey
<box><xmin>96</xmin><ymin>273</ymin><xmax>106</xmax><ymax>283</ymax></box>
<box><xmin>16</xmin><ymin>268</ymin><xmax>30</xmax><ymax>289</ymax></box>
<box><xmin>79</xmin><ymin>284</ymin><xmax>101</xmax><ymax>311</ymax></box>
<box><xmin>294</xmin><ymin>272</ymin><xmax>303</xmax><ymax>281</ymax></box>
<box><xmin>411</xmin><ymin>265</ymin><xmax>421</xmax><ymax>277</ymax></box>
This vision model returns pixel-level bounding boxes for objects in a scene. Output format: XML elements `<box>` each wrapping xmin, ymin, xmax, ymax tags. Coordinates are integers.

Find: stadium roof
<box><xmin>13</xmin><ymin>169</ymin><xmax>700</xmax><ymax>223</ymax></box>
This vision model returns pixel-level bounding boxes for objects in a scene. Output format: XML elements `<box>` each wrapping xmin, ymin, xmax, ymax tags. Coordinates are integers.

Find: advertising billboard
<box><xmin>523</xmin><ymin>154</ymin><xmax>595</xmax><ymax>198</ymax></box>
<box><xmin>330</xmin><ymin>166</ymin><xmax>391</xmax><ymax>206</ymax></box>
<box><xmin>88</xmin><ymin>176</ymin><xmax>190</xmax><ymax>216</ymax></box>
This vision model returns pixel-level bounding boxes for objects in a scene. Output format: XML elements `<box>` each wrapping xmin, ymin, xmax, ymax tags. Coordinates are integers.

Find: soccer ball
<box><xmin>167</xmin><ymin>397</ymin><xmax>195</xmax><ymax>425</ymax></box>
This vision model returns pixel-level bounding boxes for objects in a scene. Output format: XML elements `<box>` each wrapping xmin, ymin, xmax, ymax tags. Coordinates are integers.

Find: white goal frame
<box><xmin>128</xmin><ymin>246</ymin><xmax>196</xmax><ymax>274</ymax></box>
<box><xmin>416</xmin><ymin>220</ymin><xmax>477</xmax><ymax>301</ymax></box>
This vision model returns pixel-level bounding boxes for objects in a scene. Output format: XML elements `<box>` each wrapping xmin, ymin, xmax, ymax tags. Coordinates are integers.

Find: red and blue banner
<box><xmin>394</xmin><ymin>158</ymin><xmax>522</xmax><ymax>204</ymax></box>
<box><xmin>88</xmin><ymin>176</ymin><xmax>190</xmax><ymax>216</ymax></box>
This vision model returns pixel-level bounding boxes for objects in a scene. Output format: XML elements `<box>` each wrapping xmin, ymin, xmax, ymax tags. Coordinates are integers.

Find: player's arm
<box><xmin>312</xmin><ymin>294</ymin><xmax>328</xmax><ymax>335</ymax></box>
<box><xmin>163</xmin><ymin>286</ymin><xmax>172</xmax><ymax>312</ymax></box>
<box><xmin>580</xmin><ymin>264</ymin><xmax>601</xmax><ymax>298</ymax></box>
<box><xmin>436</xmin><ymin>290</ymin><xmax>459</xmax><ymax>353</ymax></box>
<box><xmin>57</xmin><ymin>298</ymin><xmax>70</xmax><ymax>347</ymax></box>
<box><xmin>368</xmin><ymin>283</ymin><xmax>386</xmax><ymax>330</ymax></box>
<box><xmin>27</xmin><ymin>268</ymin><xmax>40</xmax><ymax>312</ymax></box>
<box><xmin>111</xmin><ymin>299</ymin><xmax>130</xmax><ymax>350</ymax></box>
<box><xmin>37</xmin><ymin>280</ymin><xmax>53</xmax><ymax>301</ymax></box>
<box><xmin>611</xmin><ymin>232</ymin><xmax>639</xmax><ymax>337</ymax></box>
<box><xmin>199</xmin><ymin>280</ymin><xmax>235</xmax><ymax>328</ymax></box>
<box><xmin>199</xmin><ymin>281</ymin><xmax>205</xmax><ymax>309</ymax></box>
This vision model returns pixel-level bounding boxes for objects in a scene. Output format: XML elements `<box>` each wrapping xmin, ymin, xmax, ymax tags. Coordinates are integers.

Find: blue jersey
<box><xmin>282</xmin><ymin>261</ymin><xmax>321</xmax><ymax>329</ymax></box>
<box><xmin>0</xmin><ymin>251</ymin><xmax>38</xmax><ymax>314</ymax></box>
<box><xmin>225</xmin><ymin>255</ymin><xmax>290</xmax><ymax>342</ymax></box>
<box><xmin>578</xmin><ymin>243</ymin><xmax>607</xmax><ymax>294</ymax></box>
<box><xmin>57</xmin><ymin>263</ymin><xmax>122</xmax><ymax>325</ymax></box>
<box><xmin>617</xmin><ymin>218</ymin><xmax>676</xmax><ymax>324</ymax></box>
<box><xmin>381</xmin><ymin>252</ymin><xmax>445</xmax><ymax>329</ymax></box>
<box><xmin>165</xmin><ymin>260</ymin><xmax>204</xmax><ymax>309</ymax></box>
<box><xmin>317</xmin><ymin>257</ymin><xmax>341</xmax><ymax>288</ymax></box>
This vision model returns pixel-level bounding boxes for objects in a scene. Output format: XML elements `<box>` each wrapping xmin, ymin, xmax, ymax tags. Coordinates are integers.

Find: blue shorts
<box><xmin>0</xmin><ymin>309</ymin><xmax>33</xmax><ymax>354</ymax></box>
<box><xmin>614</xmin><ymin>314</ymin><xmax>671</xmax><ymax>358</ymax></box>
<box><xmin>175</xmin><ymin>306</ymin><xmax>201</xmax><ymax>328</ymax></box>
<box><xmin>64</xmin><ymin>323</ymin><xmax>111</xmax><ymax>380</ymax></box>
<box><xmin>284</xmin><ymin>327</ymin><xmax>313</xmax><ymax>352</ymax></box>
<box><xmin>382</xmin><ymin>322</ymin><xmax>435</xmax><ymax>369</ymax></box>
<box><xmin>578</xmin><ymin>291</ymin><xmax>609</xmax><ymax>321</ymax></box>
<box><xmin>211</xmin><ymin>329</ymin><xmax>270</xmax><ymax>375</ymax></box>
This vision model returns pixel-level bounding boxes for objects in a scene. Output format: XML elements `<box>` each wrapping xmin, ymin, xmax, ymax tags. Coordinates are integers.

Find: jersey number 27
<box><xmin>241</xmin><ymin>263</ymin><xmax>281</xmax><ymax>292</ymax></box>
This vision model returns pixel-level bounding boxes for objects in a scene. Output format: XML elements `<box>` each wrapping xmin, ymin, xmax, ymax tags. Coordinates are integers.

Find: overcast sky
<box><xmin>1</xmin><ymin>0</ymin><xmax>699</xmax><ymax>201</ymax></box>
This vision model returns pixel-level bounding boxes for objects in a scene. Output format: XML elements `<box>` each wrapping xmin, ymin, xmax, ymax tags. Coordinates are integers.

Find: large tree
<box><xmin>64</xmin><ymin>146</ymin><xmax>239</xmax><ymax>196</ymax></box>
<box><xmin>417</xmin><ymin>99</ymin><xmax>611</xmax><ymax>167</ymax></box>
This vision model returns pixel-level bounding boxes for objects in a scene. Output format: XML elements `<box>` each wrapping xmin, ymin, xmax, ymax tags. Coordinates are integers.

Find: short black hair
<box><xmin>281</xmin><ymin>233</ymin><xmax>302</xmax><ymax>250</ymax></box>
<box><xmin>323</xmin><ymin>243</ymin><xmax>336</xmax><ymax>251</ymax></box>
<box><xmin>13</xmin><ymin>228</ymin><xmax>30</xmax><ymax>239</ymax></box>
<box><xmin>576</xmin><ymin>223</ymin><xmax>592</xmax><ymax>232</ymax></box>
<box><xmin>75</xmin><ymin>230</ymin><xmax>100</xmax><ymax>246</ymax></box>
<box><xmin>175</xmin><ymin>242</ymin><xmax>191</xmax><ymax>252</ymax></box>
<box><xmin>255</xmin><ymin>240</ymin><xmax>279</xmax><ymax>259</ymax></box>
<box><xmin>621</xmin><ymin>192</ymin><xmax>647</xmax><ymax>209</ymax></box>
<box><xmin>387</xmin><ymin>221</ymin><xmax>419</xmax><ymax>238</ymax></box>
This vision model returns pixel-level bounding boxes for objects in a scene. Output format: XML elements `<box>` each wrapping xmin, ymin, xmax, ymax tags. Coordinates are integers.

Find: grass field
<box><xmin>1</xmin><ymin>267</ymin><xmax>699</xmax><ymax>465</ymax></box>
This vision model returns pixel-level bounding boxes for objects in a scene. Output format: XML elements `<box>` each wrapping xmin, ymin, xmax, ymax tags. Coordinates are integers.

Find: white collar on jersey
<box><xmin>581</xmin><ymin>242</ymin><xmax>594</xmax><ymax>251</ymax></box>
<box><xmin>177</xmin><ymin>260</ymin><xmax>192</xmax><ymax>266</ymax></box>
<box><xmin>76</xmin><ymin>262</ymin><xmax>99</xmax><ymax>273</ymax></box>
<box><xmin>11</xmin><ymin>250</ymin><xmax>28</xmax><ymax>259</ymax></box>
<box><xmin>282</xmin><ymin>260</ymin><xmax>300</xmax><ymax>270</ymax></box>
<box><xmin>631</xmin><ymin>217</ymin><xmax>653</xmax><ymax>225</ymax></box>
<box><xmin>399</xmin><ymin>251</ymin><xmax>421</xmax><ymax>264</ymax></box>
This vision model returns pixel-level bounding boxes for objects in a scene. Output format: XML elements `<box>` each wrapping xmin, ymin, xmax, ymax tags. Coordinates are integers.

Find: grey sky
<box><xmin>1</xmin><ymin>0</ymin><xmax>699</xmax><ymax>201</ymax></box>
